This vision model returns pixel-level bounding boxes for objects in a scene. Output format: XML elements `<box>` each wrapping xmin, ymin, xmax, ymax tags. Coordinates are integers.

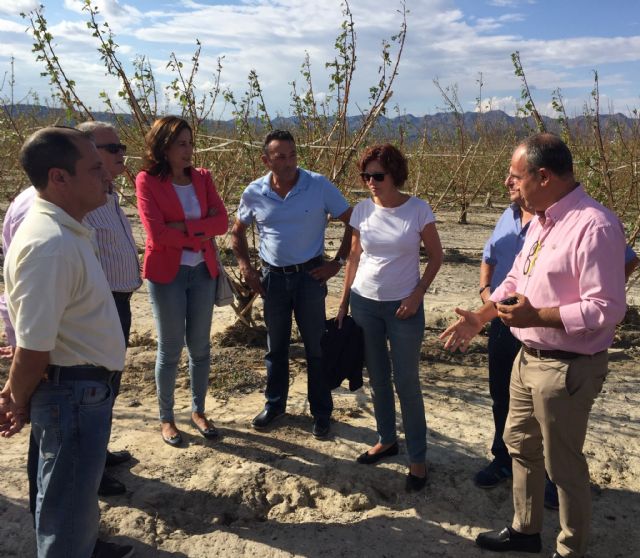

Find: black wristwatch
<box><xmin>479</xmin><ymin>285</ymin><xmax>491</xmax><ymax>295</ymax></box>
<box><xmin>334</xmin><ymin>256</ymin><xmax>347</xmax><ymax>266</ymax></box>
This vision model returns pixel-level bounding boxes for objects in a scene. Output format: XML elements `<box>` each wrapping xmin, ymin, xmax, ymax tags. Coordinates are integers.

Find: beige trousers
<box><xmin>504</xmin><ymin>348</ymin><xmax>608</xmax><ymax>558</ymax></box>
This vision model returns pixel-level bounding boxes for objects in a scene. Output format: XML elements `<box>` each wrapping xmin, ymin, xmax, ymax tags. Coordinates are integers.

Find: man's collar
<box><xmin>33</xmin><ymin>196</ymin><xmax>93</xmax><ymax>238</ymax></box>
<box><xmin>543</xmin><ymin>183</ymin><xmax>584</xmax><ymax>224</ymax></box>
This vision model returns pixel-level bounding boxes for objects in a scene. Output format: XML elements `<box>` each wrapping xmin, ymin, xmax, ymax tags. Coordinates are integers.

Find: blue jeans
<box><xmin>350</xmin><ymin>291</ymin><xmax>427</xmax><ymax>464</ymax></box>
<box><xmin>148</xmin><ymin>263</ymin><xmax>216</xmax><ymax>422</ymax></box>
<box><xmin>487</xmin><ymin>318</ymin><xmax>521</xmax><ymax>467</ymax></box>
<box><xmin>261</xmin><ymin>268</ymin><xmax>332</xmax><ymax>418</ymax></box>
<box><xmin>29</xmin><ymin>376</ymin><xmax>114</xmax><ymax>557</ymax></box>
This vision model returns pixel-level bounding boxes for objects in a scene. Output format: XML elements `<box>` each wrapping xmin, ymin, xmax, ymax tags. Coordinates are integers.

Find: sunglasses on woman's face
<box><xmin>96</xmin><ymin>143</ymin><xmax>127</xmax><ymax>154</ymax></box>
<box><xmin>360</xmin><ymin>172</ymin><xmax>387</xmax><ymax>182</ymax></box>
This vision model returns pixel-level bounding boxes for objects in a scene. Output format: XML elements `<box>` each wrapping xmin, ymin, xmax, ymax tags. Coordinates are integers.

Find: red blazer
<box><xmin>136</xmin><ymin>167</ymin><xmax>228</xmax><ymax>284</ymax></box>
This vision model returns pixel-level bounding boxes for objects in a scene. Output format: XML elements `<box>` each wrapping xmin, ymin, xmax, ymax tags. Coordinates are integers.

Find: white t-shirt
<box><xmin>4</xmin><ymin>197</ymin><xmax>126</xmax><ymax>371</ymax></box>
<box><xmin>350</xmin><ymin>196</ymin><xmax>435</xmax><ymax>301</ymax></box>
<box><xmin>173</xmin><ymin>182</ymin><xmax>205</xmax><ymax>267</ymax></box>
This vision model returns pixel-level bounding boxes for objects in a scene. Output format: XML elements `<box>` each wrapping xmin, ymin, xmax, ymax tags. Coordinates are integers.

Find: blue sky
<box><xmin>0</xmin><ymin>0</ymin><xmax>638</xmax><ymax>118</ymax></box>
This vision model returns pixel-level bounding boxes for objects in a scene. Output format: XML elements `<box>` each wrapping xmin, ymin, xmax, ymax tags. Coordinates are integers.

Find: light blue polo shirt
<box><xmin>237</xmin><ymin>168</ymin><xmax>349</xmax><ymax>267</ymax></box>
<box><xmin>483</xmin><ymin>204</ymin><xmax>530</xmax><ymax>291</ymax></box>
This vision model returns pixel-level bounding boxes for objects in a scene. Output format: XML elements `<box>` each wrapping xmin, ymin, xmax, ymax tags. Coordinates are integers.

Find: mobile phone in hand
<box><xmin>499</xmin><ymin>296</ymin><xmax>518</xmax><ymax>306</ymax></box>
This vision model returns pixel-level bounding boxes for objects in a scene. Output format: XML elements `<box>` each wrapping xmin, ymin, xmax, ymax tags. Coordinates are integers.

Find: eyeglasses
<box><xmin>360</xmin><ymin>172</ymin><xmax>387</xmax><ymax>182</ymax></box>
<box><xmin>523</xmin><ymin>240</ymin><xmax>542</xmax><ymax>275</ymax></box>
<box><xmin>96</xmin><ymin>143</ymin><xmax>127</xmax><ymax>154</ymax></box>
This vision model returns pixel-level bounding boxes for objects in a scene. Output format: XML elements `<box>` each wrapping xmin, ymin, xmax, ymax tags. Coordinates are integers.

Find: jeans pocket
<box><xmin>80</xmin><ymin>383</ymin><xmax>112</xmax><ymax>407</ymax></box>
<box><xmin>30</xmin><ymin>402</ymin><xmax>63</xmax><ymax>461</ymax></box>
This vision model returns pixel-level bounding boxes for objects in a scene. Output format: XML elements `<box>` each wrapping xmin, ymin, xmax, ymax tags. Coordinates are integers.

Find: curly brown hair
<box><xmin>358</xmin><ymin>143</ymin><xmax>408</xmax><ymax>188</ymax></box>
<box><xmin>142</xmin><ymin>116</ymin><xmax>192</xmax><ymax>179</ymax></box>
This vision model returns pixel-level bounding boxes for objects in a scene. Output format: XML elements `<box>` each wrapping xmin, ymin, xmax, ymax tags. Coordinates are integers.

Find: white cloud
<box><xmin>0</xmin><ymin>1</ymin><xmax>39</xmax><ymax>16</ymax></box>
<box><xmin>487</xmin><ymin>0</ymin><xmax>535</xmax><ymax>7</ymax></box>
<box><xmin>0</xmin><ymin>18</ymin><xmax>26</xmax><ymax>33</ymax></box>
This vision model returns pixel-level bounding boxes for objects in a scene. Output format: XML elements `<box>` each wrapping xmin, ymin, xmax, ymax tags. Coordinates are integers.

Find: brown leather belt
<box><xmin>522</xmin><ymin>345</ymin><xmax>583</xmax><ymax>360</ymax></box>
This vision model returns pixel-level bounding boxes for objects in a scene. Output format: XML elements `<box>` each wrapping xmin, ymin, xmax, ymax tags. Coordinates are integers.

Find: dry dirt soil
<box><xmin>1</xmin><ymin>206</ymin><xmax>639</xmax><ymax>557</ymax></box>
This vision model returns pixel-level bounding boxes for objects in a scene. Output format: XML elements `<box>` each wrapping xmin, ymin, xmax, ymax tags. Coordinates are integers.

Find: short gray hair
<box><xmin>75</xmin><ymin>121</ymin><xmax>117</xmax><ymax>135</ymax></box>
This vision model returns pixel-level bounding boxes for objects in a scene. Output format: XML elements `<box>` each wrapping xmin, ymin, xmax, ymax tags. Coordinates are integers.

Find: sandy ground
<box><xmin>1</xmin><ymin>207</ymin><xmax>639</xmax><ymax>558</ymax></box>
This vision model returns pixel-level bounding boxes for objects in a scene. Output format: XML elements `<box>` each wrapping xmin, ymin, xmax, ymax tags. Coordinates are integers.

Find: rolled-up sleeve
<box><xmin>560</xmin><ymin>224</ymin><xmax>626</xmax><ymax>335</ymax></box>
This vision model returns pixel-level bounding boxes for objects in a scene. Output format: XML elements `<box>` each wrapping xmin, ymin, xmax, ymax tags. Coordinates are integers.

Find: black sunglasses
<box><xmin>360</xmin><ymin>172</ymin><xmax>387</xmax><ymax>182</ymax></box>
<box><xmin>96</xmin><ymin>143</ymin><xmax>127</xmax><ymax>154</ymax></box>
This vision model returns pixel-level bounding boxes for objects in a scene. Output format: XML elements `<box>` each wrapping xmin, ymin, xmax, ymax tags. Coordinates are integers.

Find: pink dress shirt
<box><xmin>491</xmin><ymin>185</ymin><xmax>626</xmax><ymax>355</ymax></box>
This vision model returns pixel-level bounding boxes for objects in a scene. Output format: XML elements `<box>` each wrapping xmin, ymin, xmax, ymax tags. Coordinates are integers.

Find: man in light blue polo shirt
<box><xmin>475</xmin><ymin>185</ymin><xmax>534</xmax><ymax>488</ymax></box>
<box><xmin>231</xmin><ymin>130</ymin><xmax>352</xmax><ymax>439</ymax></box>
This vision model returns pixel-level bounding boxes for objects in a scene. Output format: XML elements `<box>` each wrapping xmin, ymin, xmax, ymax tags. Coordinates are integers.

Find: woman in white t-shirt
<box><xmin>337</xmin><ymin>144</ymin><xmax>443</xmax><ymax>492</ymax></box>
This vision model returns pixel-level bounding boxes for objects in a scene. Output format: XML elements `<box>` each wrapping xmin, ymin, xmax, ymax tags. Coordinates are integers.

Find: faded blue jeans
<box><xmin>148</xmin><ymin>262</ymin><xmax>216</xmax><ymax>422</ymax></box>
<box><xmin>261</xmin><ymin>267</ymin><xmax>332</xmax><ymax>419</ymax></box>
<box><xmin>29</xmin><ymin>375</ymin><xmax>114</xmax><ymax>557</ymax></box>
<box><xmin>350</xmin><ymin>291</ymin><xmax>427</xmax><ymax>464</ymax></box>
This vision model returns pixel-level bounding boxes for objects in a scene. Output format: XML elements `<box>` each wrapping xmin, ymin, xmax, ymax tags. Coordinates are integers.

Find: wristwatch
<box><xmin>479</xmin><ymin>285</ymin><xmax>491</xmax><ymax>295</ymax></box>
<box><xmin>334</xmin><ymin>256</ymin><xmax>347</xmax><ymax>266</ymax></box>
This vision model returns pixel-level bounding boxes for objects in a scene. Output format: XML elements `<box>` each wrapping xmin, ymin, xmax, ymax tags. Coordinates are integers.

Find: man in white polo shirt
<box><xmin>0</xmin><ymin>127</ymin><xmax>132</xmax><ymax>557</ymax></box>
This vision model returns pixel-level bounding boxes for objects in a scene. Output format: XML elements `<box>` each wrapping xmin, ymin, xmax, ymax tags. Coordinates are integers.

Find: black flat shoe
<box><xmin>105</xmin><ymin>450</ymin><xmax>132</xmax><ymax>467</ymax></box>
<box><xmin>252</xmin><ymin>408</ymin><xmax>285</xmax><ymax>429</ymax></box>
<box><xmin>476</xmin><ymin>526</ymin><xmax>542</xmax><ymax>553</ymax></box>
<box><xmin>98</xmin><ymin>472</ymin><xmax>126</xmax><ymax>496</ymax></box>
<box><xmin>162</xmin><ymin>431</ymin><xmax>183</xmax><ymax>447</ymax></box>
<box><xmin>405</xmin><ymin>472</ymin><xmax>427</xmax><ymax>492</ymax></box>
<box><xmin>356</xmin><ymin>441</ymin><xmax>399</xmax><ymax>464</ymax></box>
<box><xmin>191</xmin><ymin>418</ymin><xmax>219</xmax><ymax>440</ymax></box>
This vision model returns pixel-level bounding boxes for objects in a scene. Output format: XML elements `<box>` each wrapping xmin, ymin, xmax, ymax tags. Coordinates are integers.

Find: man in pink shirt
<box><xmin>441</xmin><ymin>133</ymin><xmax>626</xmax><ymax>558</ymax></box>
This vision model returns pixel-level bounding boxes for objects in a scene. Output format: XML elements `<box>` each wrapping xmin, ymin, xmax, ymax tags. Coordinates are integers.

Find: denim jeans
<box><xmin>350</xmin><ymin>291</ymin><xmax>427</xmax><ymax>464</ymax></box>
<box><xmin>261</xmin><ymin>268</ymin><xmax>332</xmax><ymax>418</ymax></box>
<box><xmin>148</xmin><ymin>262</ymin><xmax>216</xmax><ymax>422</ymax></box>
<box><xmin>28</xmin><ymin>376</ymin><xmax>114</xmax><ymax>557</ymax></box>
<box><xmin>487</xmin><ymin>317</ymin><xmax>521</xmax><ymax>467</ymax></box>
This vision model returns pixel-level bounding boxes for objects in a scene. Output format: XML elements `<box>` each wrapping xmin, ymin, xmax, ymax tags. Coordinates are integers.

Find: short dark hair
<box><xmin>142</xmin><ymin>116</ymin><xmax>192</xmax><ymax>179</ymax></box>
<box><xmin>521</xmin><ymin>133</ymin><xmax>573</xmax><ymax>178</ymax></box>
<box><xmin>263</xmin><ymin>129</ymin><xmax>295</xmax><ymax>156</ymax></box>
<box><xmin>358</xmin><ymin>143</ymin><xmax>409</xmax><ymax>188</ymax></box>
<box><xmin>19</xmin><ymin>126</ymin><xmax>92</xmax><ymax>191</ymax></box>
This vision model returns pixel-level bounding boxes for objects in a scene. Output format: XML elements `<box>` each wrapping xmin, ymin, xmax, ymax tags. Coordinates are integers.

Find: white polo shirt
<box><xmin>4</xmin><ymin>197</ymin><xmax>126</xmax><ymax>371</ymax></box>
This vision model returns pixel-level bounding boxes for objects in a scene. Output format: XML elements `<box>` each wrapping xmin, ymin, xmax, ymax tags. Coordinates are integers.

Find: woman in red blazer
<box><xmin>136</xmin><ymin>116</ymin><xmax>228</xmax><ymax>446</ymax></box>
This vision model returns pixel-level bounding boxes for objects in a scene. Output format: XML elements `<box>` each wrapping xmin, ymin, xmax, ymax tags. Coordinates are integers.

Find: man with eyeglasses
<box><xmin>231</xmin><ymin>129</ymin><xmax>352</xmax><ymax>439</ymax></box>
<box><xmin>1</xmin><ymin>122</ymin><xmax>141</xmax><ymax>500</ymax></box>
<box><xmin>440</xmin><ymin>133</ymin><xmax>627</xmax><ymax>558</ymax></box>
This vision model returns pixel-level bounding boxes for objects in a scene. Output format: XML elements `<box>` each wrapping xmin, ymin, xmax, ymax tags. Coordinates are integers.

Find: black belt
<box><xmin>45</xmin><ymin>365</ymin><xmax>117</xmax><ymax>384</ymax></box>
<box><xmin>262</xmin><ymin>255</ymin><xmax>324</xmax><ymax>274</ymax></box>
<box><xmin>112</xmin><ymin>291</ymin><xmax>133</xmax><ymax>302</ymax></box>
<box><xmin>522</xmin><ymin>345</ymin><xmax>584</xmax><ymax>360</ymax></box>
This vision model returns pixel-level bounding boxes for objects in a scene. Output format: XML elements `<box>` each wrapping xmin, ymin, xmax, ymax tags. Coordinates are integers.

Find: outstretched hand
<box><xmin>439</xmin><ymin>308</ymin><xmax>484</xmax><ymax>352</ymax></box>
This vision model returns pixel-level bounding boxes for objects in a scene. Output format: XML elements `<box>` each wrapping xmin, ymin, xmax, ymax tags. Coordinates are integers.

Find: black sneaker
<box><xmin>92</xmin><ymin>539</ymin><xmax>135</xmax><ymax>558</ymax></box>
<box><xmin>474</xmin><ymin>460</ymin><xmax>512</xmax><ymax>489</ymax></box>
<box><xmin>312</xmin><ymin>417</ymin><xmax>330</xmax><ymax>439</ymax></box>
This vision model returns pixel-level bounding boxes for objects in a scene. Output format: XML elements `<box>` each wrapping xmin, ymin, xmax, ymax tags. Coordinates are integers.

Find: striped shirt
<box><xmin>84</xmin><ymin>191</ymin><xmax>142</xmax><ymax>293</ymax></box>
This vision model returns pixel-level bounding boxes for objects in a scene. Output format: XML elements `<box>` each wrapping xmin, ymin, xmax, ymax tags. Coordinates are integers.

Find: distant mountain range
<box><xmin>3</xmin><ymin>104</ymin><xmax>636</xmax><ymax>142</ymax></box>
